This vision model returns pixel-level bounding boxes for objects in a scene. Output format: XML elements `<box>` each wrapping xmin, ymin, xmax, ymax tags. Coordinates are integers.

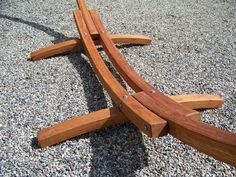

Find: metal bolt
<box><xmin>123</xmin><ymin>95</ymin><xmax>128</xmax><ymax>99</ymax></box>
<box><xmin>150</xmin><ymin>90</ymin><xmax>156</xmax><ymax>93</ymax></box>
<box><xmin>144</xmin><ymin>125</ymin><xmax>148</xmax><ymax>131</ymax></box>
<box><xmin>118</xmin><ymin>104</ymin><xmax>123</xmax><ymax>109</ymax></box>
<box><xmin>84</xmin><ymin>32</ymin><xmax>88</xmax><ymax>35</ymax></box>
<box><xmin>101</xmin><ymin>30</ymin><xmax>105</xmax><ymax>33</ymax></box>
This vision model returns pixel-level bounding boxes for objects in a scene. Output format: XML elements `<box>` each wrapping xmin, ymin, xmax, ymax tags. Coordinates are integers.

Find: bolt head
<box><xmin>123</xmin><ymin>95</ymin><xmax>128</xmax><ymax>99</ymax></box>
<box><xmin>150</xmin><ymin>90</ymin><xmax>156</xmax><ymax>93</ymax></box>
<box><xmin>144</xmin><ymin>125</ymin><xmax>148</xmax><ymax>131</ymax></box>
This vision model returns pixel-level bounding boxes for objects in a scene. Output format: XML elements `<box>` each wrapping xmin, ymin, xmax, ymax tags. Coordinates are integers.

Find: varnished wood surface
<box><xmin>134</xmin><ymin>92</ymin><xmax>236</xmax><ymax>167</ymax></box>
<box><xmin>30</xmin><ymin>34</ymin><xmax>152</xmax><ymax>61</ymax></box>
<box><xmin>38</xmin><ymin>107</ymin><xmax>126</xmax><ymax>147</ymax></box>
<box><xmin>110</xmin><ymin>34</ymin><xmax>151</xmax><ymax>45</ymax></box>
<box><xmin>74</xmin><ymin>10</ymin><xmax>167</xmax><ymax>137</ymax></box>
<box><xmin>37</xmin><ymin>94</ymin><xmax>224</xmax><ymax>147</ymax></box>
<box><xmin>169</xmin><ymin>94</ymin><xmax>224</xmax><ymax>109</ymax></box>
<box><xmin>31</xmin><ymin>39</ymin><xmax>80</xmax><ymax>61</ymax></box>
<box><xmin>90</xmin><ymin>9</ymin><xmax>200</xmax><ymax>120</ymax></box>
<box><xmin>77</xmin><ymin>0</ymin><xmax>98</xmax><ymax>37</ymax></box>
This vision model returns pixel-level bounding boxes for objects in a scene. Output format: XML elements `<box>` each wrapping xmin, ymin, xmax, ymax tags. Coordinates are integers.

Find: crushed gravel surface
<box><xmin>0</xmin><ymin>0</ymin><xmax>236</xmax><ymax>176</ymax></box>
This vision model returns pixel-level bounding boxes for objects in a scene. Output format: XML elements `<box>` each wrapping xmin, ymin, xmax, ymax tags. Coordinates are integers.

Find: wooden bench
<box><xmin>30</xmin><ymin>0</ymin><xmax>236</xmax><ymax>167</ymax></box>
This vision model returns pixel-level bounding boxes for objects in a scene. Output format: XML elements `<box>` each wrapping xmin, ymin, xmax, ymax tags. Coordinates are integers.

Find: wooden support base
<box><xmin>38</xmin><ymin>94</ymin><xmax>224</xmax><ymax>147</ymax></box>
<box><xmin>31</xmin><ymin>34</ymin><xmax>151</xmax><ymax>61</ymax></box>
<box><xmin>30</xmin><ymin>0</ymin><xmax>236</xmax><ymax>167</ymax></box>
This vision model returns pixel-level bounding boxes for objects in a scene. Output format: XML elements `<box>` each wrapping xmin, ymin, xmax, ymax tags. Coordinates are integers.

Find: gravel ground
<box><xmin>1</xmin><ymin>0</ymin><xmax>236</xmax><ymax>176</ymax></box>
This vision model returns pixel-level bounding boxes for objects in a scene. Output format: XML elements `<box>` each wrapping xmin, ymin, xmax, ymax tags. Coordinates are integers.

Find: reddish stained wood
<box><xmin>90</xmin><ymin>9</ymin><xmax>200</xmax><ymax>120</ymax></box>
<box><xmin>73</xmin><ymin>10</ymin><xmax>167</xmax><ymax>137</ymax></box>
<box><xmin>38</xmin><ymin>107</ymin><xmax>126</xmax><ymax>147</ymax></box>
<box><xmin>77</xmin><ymin>0</ymin><xmax>98</xmax><ymax>37</ymax></box>
<box><xmin>37</xmin><ymin>94</ymin><xmax>223</xmax><ymax>147</ymax></box>
<box><xmin>169</xmin><ymin>94</ymin><xmax>224</xmax><ymax>109</ymax></box>
<box><xmin>134</xmin><ymin>92</ymin><xmax>236</xmax><ymax>167</ymax></box>
<box><xmin>30</xmin><ymin>34</ymin><xmax>152</xmax><ymax>61</ymax></box>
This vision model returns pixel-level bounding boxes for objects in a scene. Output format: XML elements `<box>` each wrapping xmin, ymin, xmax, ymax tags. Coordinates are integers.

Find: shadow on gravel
<box><xmin>30</xmin><ymin>137</ymin><xmax>41</xmax><ymax>149</ymax></box>
<box><xmin>0</xmin><ymin>14</ymin><xmax>148</xmax><ymax>176</ymax></box>
<box><xmin>0</xmin><ymin>14</ymin><xmax>69</xmax><ymax>43</ymax></box>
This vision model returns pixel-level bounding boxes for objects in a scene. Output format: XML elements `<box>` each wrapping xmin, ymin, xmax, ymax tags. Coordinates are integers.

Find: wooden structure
<box><xmin>31</xmin><ymin>0</ymin><xmax>236</xmax><ymax>167</ymax></box>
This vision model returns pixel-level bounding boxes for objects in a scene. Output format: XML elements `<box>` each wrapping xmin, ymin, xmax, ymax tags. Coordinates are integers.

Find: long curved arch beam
<box><xmin>73</xmin><ymin>10</ymin><xmax>167</xmax><ymax>137</ymax></box>
<box><xmin>134</xmin><ymin>92</ymin><xmax>236</xmax><ymax>167</ymax></box>
<box><xmin>31</xmin><ymin>0</ymin><xmax>235</xmax><ymax>167</ymax></box>
<box><xmin>30</xmin><ymin>34</ymin><xmax>152</xmax><ymax>61</ymax></box>
<box><xmin>90</xmin><ymin>10</ymin><xmax>200</xmax><ymax>120</ymax></box>
<box><xmin>89</xmin><ymin>10</ymin><xmax>236</xmax><ymax>166</ymax></box>
<box><xmin>38</xmin><ymin>94</ymin><xmax>224</xmax><ymax>147</ymax></box>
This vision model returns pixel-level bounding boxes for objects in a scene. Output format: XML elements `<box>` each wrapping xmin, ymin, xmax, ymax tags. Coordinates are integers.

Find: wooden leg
<box><xmin>30</xmin><ymin>34</ymin><xmax>151</xmax><ymax>61</ymax></box>
<box><xmin>169</xmin><ymin>94</ymin><xmax>224</xmax><ymax>109</ymax></box>
<box><xmin>37</xmin><ymin>94</ymin><xmax>224</xmax><ymax>147</ymax></box>
<box><xmin>38</xmin><ymin>107</ymin><xmax>126</xmax><ymax>147</ymax></box>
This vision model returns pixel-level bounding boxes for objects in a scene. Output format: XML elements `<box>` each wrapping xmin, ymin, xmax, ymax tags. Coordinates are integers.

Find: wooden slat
<box><xmin>38</xmin><ymin>107</ymin><xmax>126</xmax><ymax>147</ymax></box>
<box><xmin>73</xmin><ymin>10</ymin><xmax>167</xmax><ymax>137</ymax></box>
<box><xmin>30</xmin><ymin>34</ymin><xmax>152</xmax><ymax>61</ymax></box>
<box><xmin>37</xmin><ymin>94</ymin><xmax>223</xmax><ymax>147</ymax></box>
<box><xmin>90</xmin><ymin>9</ymin><xmax>200</xmax><ymax>120</ymax></box>
<box><xmin>31</xmin><ymin>39</ymin><xmax>81</xmax><ymax>61</ymax></box>
<box><xmin>134</xmin><ymin>92</ymin><xmax>236</xmax><ymax>167</ymax></box>
<box><xmin>77</xmin><ymin>0</ymin><xmax>98</xmax><ymax>37</ymax></box>
<box><xmin>169</xmin><ymin>94</ymin><xmax>224</xmax><ymax>109</ymax></box>
<box><xmin>109</xmin><ymin>34</ymin><xmax>151</xmax><ymax>45</ymax></box>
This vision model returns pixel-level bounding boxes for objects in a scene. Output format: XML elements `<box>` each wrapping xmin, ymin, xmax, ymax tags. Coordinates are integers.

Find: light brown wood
<box><xmin>37</xmin><ymin>94</ymin><xmax>224</xmax><ymax>147</ymax></box>
<box><xmin>32</xmin><ymin>0</ymin><xmax>235</xmax><ymax>167</ymax></box>
<box><xmin>74</xmin><ymin>10</ymin><xmax>167</xmax><ymax>137</ymax></box>
<box><xmin>169</xmin><ymin>94</ymin><xmax>224</xmax><ymax>109</ymax></box>
<box><xmin>109</xmin><ymin>34</ymin><xmax>151</xmax><ymax>45</ymax></box>
<box><xmin>90</xmin><ymin>9</ymin><xmax>200</xmax><ymax>121</ymax></box>
<box><xmin>30</xmin><ymin>34</ymin><xmax>152</xmax><ymax>61</ymax></box>
<box><xmin>77</xmin><ymin>0</ymin><xmax>98</xmax><ymax>37</ymax></box>
<box><xmin>134</xmin><ymin>92</ymin><xmax>236</xmax><ymax>167</ymax></box>
<box><xmin>38</xmin><ymin>107</ymin><xmax>126</xmax><ymax>147</ymax></box>
<box><xmin>31</xmin><ymin>39</ymin><xmax>80</xmax><ymax>61</ymax></box>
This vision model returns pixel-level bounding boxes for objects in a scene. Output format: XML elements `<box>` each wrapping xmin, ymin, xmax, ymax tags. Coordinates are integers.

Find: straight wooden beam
<box><xmin>169</xmin><ymin>94</ymin><xmax>224</xmax><ymax>109</ymax></box>
<box><xmin>38</xmin><ymin>94</ymin><xmax>224</xmax><ymax>147</ymax></box>
<box><xmin>30</xmin><ymin>34</ymin><xmax>151</xmax><ymax>61</ymax></box>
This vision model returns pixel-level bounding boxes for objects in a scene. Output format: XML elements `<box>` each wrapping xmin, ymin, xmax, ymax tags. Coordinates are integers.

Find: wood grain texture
<box><xmin>30</xmin><ymin>34</ymin><xmax>152</xmax><ymax>61</ymax></box>
<box><xmin>31</xmin><ymin>39</ymin><xmax>81</xmax><ymax>61</ymax></box>
<box><xmin>90</xmin><ymin>9</ymin><xmax>200</xmax><ymax>120</ymax></box>
<box><xmin>37</xmin><ymin>94</ymin><xmax>223</xmax><ymax>147</ymax></box>
<box><xmin>109</xmin><ymin>34</ymin><xmax>151</xmax><ymax>45</ymax></box>
<box><xmin>134</xmin><ymin>92</ymin><xmax>236</xmax><ymax>167</ymax></box>
<box><xmin>74</xmin><ymin>10</ymin><xmax>167</xmax><ymax>137</ymax></box>
<box><xmin>77</xmin><ymin>0</ymin><xmax>98</xmax><ymax>37</ymax></box>
<box><xmin>169</xmin><ymin>94</ymin><xmax>224</xmax><ymax>109</ymax></box>
<box><xmin>38</xmin><ymin>107</ymin><xmax>126</xmax><ymax>147</ymax></box>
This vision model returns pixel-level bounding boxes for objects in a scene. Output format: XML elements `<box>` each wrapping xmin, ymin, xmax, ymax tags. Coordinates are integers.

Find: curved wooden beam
<box><xmin>89</xmin><ymin>10</ymin><xmax>236</xmax><ymax>166</ymax></box>
<box><xmin>90</xmin><ymin>10</ymin><xmax>199</xmax><ymax>120</ymax></box>
<box><xmin>30</xmin><ymin>34</ymin><xmax>151</xmax><ymax>61</ymax></box>
<box><xmin>134</xmin><ymin>92</ymin><xmax>236</xmax><ymax>167</ymax></box>
<box><xmin>74</xmin><ymin>10</ymin><xmax>167</xmax><ymax>137</ymax></box>
<box><xmin>37</xmin><ymin>94</ymin><xmax>224</xmax><ymax>147</ymax></box>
